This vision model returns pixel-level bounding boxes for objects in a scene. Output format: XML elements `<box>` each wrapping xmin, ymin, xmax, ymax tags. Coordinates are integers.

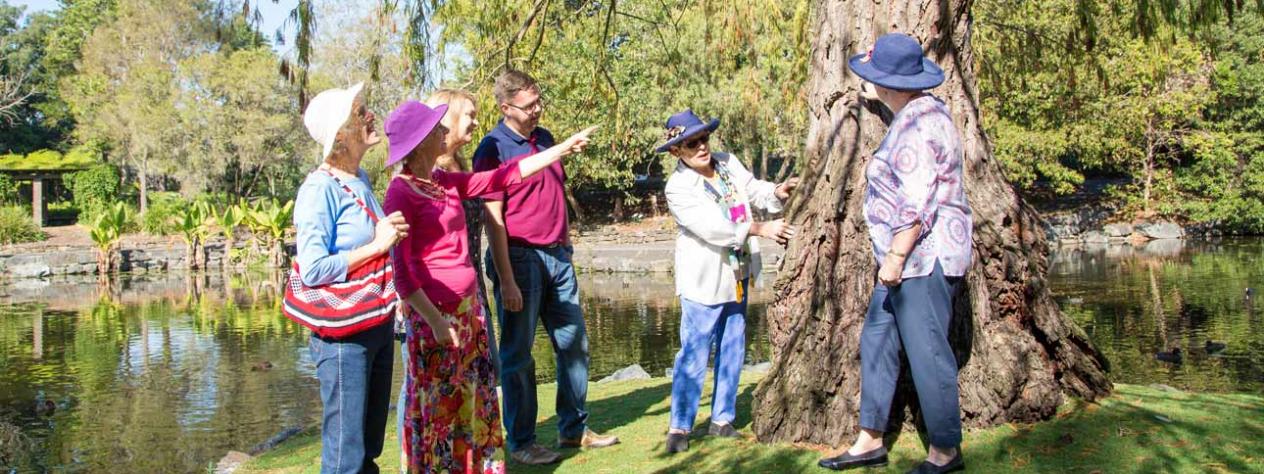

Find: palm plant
<box><xmin>174</xmin><ymin>201</ymin><xmax>213</xmax><ymax>270</ymax></box>
<box><xmin>88</xmin><ymin>202</ymin><xmax>130</xmax><ymax>277</ymax></box>
<box><xmin>213</xmin><ymin>202</ymin><xmax>247</xmax><ymax>269</ymax></box>
<box><xmin>246</xmin><ymin>198</ymin><xmax>294</xmax><ymax>268</ymax></box>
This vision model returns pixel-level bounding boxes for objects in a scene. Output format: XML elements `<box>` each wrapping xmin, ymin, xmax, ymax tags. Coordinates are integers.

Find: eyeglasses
<box><xmin>506</xmin><ymin>98</ymin><xmax>544</xmax><ymax>113</ymax></box>
<box><xmin>682</xmin><ymin>134</ymin><xmax>710</xmax><ymax>150</ymax></box>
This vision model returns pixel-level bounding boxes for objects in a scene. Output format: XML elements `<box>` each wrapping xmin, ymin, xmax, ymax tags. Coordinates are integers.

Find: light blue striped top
<box><xmin>292</xmin><ymin>169</ymin><xmax>385</xmax><ymax>287</ymax></box>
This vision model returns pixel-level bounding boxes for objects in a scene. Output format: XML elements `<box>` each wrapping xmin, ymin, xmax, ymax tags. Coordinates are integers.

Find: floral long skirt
<box><xmin>401</xmin><ymin>294</ymin><xmax>504</xmax><ymax>473</ymax></box>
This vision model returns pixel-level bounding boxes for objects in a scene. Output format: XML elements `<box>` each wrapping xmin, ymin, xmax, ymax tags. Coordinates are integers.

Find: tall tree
<box><xmin>62</xmin><ymin>0</ymin><xmax>208</xmax><ymax>213</ymax></box>
<box><xmin>270</xmin><ymin>0</ymin><xmax>436</xmax><ymax>105</ymax></box>
<box><xmin>432</xmin><ymin>0</ymin><xmax>812</xmax><ymax>215</ymax></box>
<box><xmin>751</xmin><ymin>0</ymin><xmax>1113</xmax><ymax>444</ymax></box>
<box><xmin>178</xmin><ymin>47</ymin><xmax>304</xmax><ymax>198</ymax></box>
<box><xmin>0</xmin><ymin>3</ymin><xmax>61</xmax><ymax>153</ymax></box>
<box><xmin>753</xmin><ymin>0</ymin><xmax>1260</xmax><ymax>445</ymax></box>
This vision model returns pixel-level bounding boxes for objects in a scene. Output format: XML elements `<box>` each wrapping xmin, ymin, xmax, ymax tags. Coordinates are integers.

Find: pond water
<box><xmin>1</xmin><ymin>239</ymin><xmax>1262</xmax><ymax>472</ymax></box>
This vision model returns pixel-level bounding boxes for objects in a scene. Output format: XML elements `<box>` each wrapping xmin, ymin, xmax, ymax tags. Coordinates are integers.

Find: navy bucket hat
<box><xmin>848</xmin><ymin>33</ymin><xmax>944</xmax><ymax>91</ymax></box>
<box><xmin>654</xmin><ymin>109</ymin><xmax>720</xmax><ymax>153</ymax></box>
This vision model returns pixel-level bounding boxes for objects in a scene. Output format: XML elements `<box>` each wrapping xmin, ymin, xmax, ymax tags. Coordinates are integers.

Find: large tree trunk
<box><xmin>752</xmin><ymin>0</ymin><xmax>1112</xmax><ymax>445</ymax></box>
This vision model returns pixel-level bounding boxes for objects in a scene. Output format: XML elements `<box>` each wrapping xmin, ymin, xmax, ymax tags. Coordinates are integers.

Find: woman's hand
<box><xmin>878</xmin><ymin>253</ymin><xmax>905</xmax><ymax>286</ymax></box>
<box><xmin>426</xmin><ymin>315</ymin><xmax>460</xmax><ymax>349</ymax></box>
<box><xmin>775</xmin><ymin>177</ymin><xmax>801</xmax><ymax>201</ymax></box>
<box><xmin>561</xmin><ymin>125</ymin><xmax>599</xmax><ymax>155</ymax></box>
<box><xmin>373</xmin><ymin>211</ymin><xmax>409</xmax><ymax>253</ymax></box>
<box><xmin>754</xmin><ymin>219</ymin><xmax>797</xmax><ymax>246</ymax></box>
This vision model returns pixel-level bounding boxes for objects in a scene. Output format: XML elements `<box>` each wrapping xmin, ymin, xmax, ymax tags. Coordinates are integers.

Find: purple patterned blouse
<box><xmin>863</xmin><ymin>95</ymin><xmax>973</xmax><ymax>278</ymax></box>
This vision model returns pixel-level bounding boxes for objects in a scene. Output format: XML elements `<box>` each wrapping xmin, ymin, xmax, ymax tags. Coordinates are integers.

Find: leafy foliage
<box><xmin>435</xmin><ymin>0</ymin><xmax>811</xmax><ymax>197</ymax></box>
<box><xmin>139</xmin><ymin>192</ymin><xmax>185</xmax><ymax>235</ymax></box>
<box><xmin>66</xmin><ymin>163</ymin><xmax>119</xmax><ymax>221</ymax></box>
<box><xmin>0</xmin><ymin>173</ymin><xmax>15</xmax><ymax>205</ymax></box>
<box><xmin>245</xmin><ymin>198</ymin><xmax>293</xmax><ymax>267</ymax></box>
<box><xmin>212</xmin><ymin>201</ymin><xmax>246</xmax><ymax>267</ymax></box>
<box><xmin>174</xmin><ymin>199</ymin><xmax>213</xmax><ymax>268</ymax></box>
<box><xmin>176</xmin><ymin>47</ymin><xmax>305</xmax><ymax>197</ymax></box>
<box><xmin>976</xmin><ymin>0</ymin><xmax>1264</xmax><ymax>231</ymax></box>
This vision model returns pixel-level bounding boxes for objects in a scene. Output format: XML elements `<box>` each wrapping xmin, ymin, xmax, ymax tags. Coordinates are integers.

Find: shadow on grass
<box><xmin>510</xmin><ymin>380</ymin><xmax>675</xmax><ymax>473</ymax></box>
<box><xmin>966</xmin><ymin>388</ymin><xmax>1264</xmax><ymax>473</ymax></box>
<box><xmin>511</xmin><ymin>375</ymin><xmax>771</xmax><ymax>473</ymax></box>
<box><xmin>245</xmin><ymin>377</ymin><xmax>1264</xmax><ymax>473</ymax></box>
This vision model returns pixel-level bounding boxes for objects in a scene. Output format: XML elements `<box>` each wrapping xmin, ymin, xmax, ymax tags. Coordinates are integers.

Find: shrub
<box><xmin>67</xmin><ymin>164</ymin><xmax>120</xmax><ymax>222</ymax></box>
<box><xmin>140</xmin><ymin>192</ymin><xmax>185</xmax><ymax>235</ymax></box>
<box><xmin>0</xmin><ymin>206</ymin><xmax>47</xmax><ymax>245</ymax></box>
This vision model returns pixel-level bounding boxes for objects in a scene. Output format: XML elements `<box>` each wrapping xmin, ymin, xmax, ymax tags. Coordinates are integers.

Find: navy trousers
<box><xmin>858</xmin><ymin>260</ymin><xmax>963</xmax><ymax>448</ymax></box>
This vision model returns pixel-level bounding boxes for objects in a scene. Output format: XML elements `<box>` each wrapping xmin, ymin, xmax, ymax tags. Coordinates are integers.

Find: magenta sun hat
<box><xmin>385</xmin><ymin>100</ymin><xmax>449</xmax><ymax>168</ymax></box>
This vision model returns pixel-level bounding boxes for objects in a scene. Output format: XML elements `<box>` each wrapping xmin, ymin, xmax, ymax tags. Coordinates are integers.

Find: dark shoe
<box><xmin>818</xmin><ymin>446</ymin><xmax>889</xmax><ymax>471</ymax></box>
<box><xmin>509</xmin><ymin>443</ymin><xmax>562</xmax><ymax>465</ymax></box>
<box><xmin>906</xmin><ymin>452</ymin><xmax>964</xmax><ymax>474</ymax></box>
<box><xmin>558</xmin><ymin>428</ymin><xmax>620</xmax><ymax>449</ymax></box>
<box><xmin>708</xmin><ymin>422</ymin><xmax>739</xmax><ymax>438</ymax></box>
<box><xmin>666</xmin><ymin>432</ymin><xmax>689</xmax><ymax>454</ymax></box>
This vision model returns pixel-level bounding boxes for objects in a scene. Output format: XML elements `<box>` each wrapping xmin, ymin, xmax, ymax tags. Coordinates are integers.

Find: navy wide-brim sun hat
<box><xmin>654</xmin><ymin>109</ymin><xmax>720</xmax><ymax>153</ymax></box>
<box><xmin>848</xmin><ymin>33</ymin><xmax>944</xmax><ymax>91</ymax></box>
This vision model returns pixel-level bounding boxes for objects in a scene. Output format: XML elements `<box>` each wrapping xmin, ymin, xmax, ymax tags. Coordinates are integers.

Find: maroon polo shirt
<box><xmin>472</xmin><ymin>120</ymin><xmax>568</xmax><ymax>246</ymax></box>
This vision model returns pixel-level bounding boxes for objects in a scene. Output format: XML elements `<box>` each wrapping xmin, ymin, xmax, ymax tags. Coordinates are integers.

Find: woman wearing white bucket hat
<box><xmin>290</xmin><ymin>83</ymin><xmax>410</xmax><ymax>474</ymax></box>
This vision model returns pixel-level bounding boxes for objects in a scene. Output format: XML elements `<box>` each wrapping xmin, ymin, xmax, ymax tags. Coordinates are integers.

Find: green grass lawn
<box><xmin>238</xmin><ymin>373</ymin><xmax>1264</xmax><ymax>473</ymax></box>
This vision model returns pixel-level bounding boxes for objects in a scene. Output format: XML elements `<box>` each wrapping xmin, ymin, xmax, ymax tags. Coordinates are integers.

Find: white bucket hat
<box><xmin>303</xmin><ymin>82</ymin><xmax>365</xmax><ymax>161</ymax></box>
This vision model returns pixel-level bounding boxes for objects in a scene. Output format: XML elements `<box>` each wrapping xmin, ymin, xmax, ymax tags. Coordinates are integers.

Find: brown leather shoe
<box><xmin>558</xmin><ymin>428</ymin><xmax>620</xmax><ymax>449</ymax></box>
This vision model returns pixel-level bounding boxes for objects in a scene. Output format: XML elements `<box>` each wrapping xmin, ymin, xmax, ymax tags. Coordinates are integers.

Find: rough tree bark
<box><xmin>752</xmin><ymin>0</ymin><xmax>1113</xmax><ymax>446</ymax></box>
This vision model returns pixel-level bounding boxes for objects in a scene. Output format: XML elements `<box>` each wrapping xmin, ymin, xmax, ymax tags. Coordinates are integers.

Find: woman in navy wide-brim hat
<box><xmin>656</xmin><ymin>109</ymin><xmax>799</xmax><ymax>455</ymax></box>
<box><xmin>817</xmin><ymin>33</ymin><xmax>974</xmax><ymax>474</ymax></box>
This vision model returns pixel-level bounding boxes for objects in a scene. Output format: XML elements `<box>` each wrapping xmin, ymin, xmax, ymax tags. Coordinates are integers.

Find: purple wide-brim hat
<box><xmin>848</xmin><ymin>33</ymin><xmax>944</xmax><ymax>91</ymax></box>
<box><xmin>385</xmin><ymin>100</ymin><xmax>449</xmax><ymax>168</ymax></box>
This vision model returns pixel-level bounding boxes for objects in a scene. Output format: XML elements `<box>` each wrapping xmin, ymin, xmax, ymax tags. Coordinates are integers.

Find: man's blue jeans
<box><xmin>309</xmin><ymin>321</ymin><xmax>394</xmax><ymax>474</ymax></box>
<box><xmin>669</xmin><ymin>291</ymin><xmax>747</xmax><ymax>431</ymax></box>
<box><xmin>487</xmin><ymin>244</ymin><xmax>590</xmax><ymax>452</ymax></box>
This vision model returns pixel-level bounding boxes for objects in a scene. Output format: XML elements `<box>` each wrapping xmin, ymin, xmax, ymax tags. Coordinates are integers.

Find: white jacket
<box><xmin>666</xmin><ymin>152</ymin><xmax>783</xmax><ymax>305</ymax></box>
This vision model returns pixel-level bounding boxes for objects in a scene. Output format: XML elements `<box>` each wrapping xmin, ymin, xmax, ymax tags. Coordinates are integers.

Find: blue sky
<box><xmin>8</xmin><ymin>0</ymin><xmax>300</xmax><ymax>53</ymax></box>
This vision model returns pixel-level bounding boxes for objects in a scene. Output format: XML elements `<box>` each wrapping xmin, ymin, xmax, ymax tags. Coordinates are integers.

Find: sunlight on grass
<box><xmin>239</xmin><ymin>374</ymin><xmax>1264</xmax><ymax>474</ymax></box>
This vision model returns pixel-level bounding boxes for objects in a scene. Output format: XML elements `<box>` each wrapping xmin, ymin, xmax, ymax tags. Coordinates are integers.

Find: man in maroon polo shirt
<box><xmin>473</xmin><ymin>70</ymin><xmax>619</xmax><ymax>465</ymax></box>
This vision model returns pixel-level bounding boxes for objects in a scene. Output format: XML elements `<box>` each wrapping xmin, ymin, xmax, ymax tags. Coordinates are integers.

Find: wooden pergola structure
<box><xmin>1</xmin><ymin>169</ymin><xmax>75</xmax><ymax>226</ymax></box>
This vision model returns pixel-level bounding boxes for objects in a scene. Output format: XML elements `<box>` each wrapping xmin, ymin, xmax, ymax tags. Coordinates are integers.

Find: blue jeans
<box><xmin>669</xmin><ymin>290</ymin><xmax>748</xmax><ymax>431</ymax></box>
<box><xmin>487</xmin><ymin>245</ymin><xmax>590</xmax><ymax>452</ymax></box>
<box><xmin>309</xmin><ymin>321</ymin><xmax>395</xmax><ymax>474</ymax></box>
<box><xmin>859</xmin><ymin>260</ymin><xmax>963</xmax><ymax>448</ymax></box>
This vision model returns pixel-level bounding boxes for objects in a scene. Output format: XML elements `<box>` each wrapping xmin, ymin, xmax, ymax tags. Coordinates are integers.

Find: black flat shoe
<box><xmin>666</xmin><ymin>432</ymin><xmax>689</xmax><ymax>454</ymax></box>
<box><xmin>906</xmin><ymin>452</ymin><xmax>964</xmax><ymax>474</ymax></box>
<box><xmin>818</xmin><ymin>446</ymin><xmax>889</xmax><ymax>470</ymax></box>
<box><xmin>708</xmin><ymin>422</ymin><xmax>739</xmax><ymax>438</ymax></box>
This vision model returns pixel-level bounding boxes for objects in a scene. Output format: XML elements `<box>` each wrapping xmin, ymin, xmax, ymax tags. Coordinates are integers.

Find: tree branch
<box><xmin>503</xmin><ymin>0</ymin><xmax>549</xmax><ymax>70</ymax></box>
<box><xmin>0</xmin><ymin>69</ymin><xmax>35</xmax><ymax>125</ymax></box>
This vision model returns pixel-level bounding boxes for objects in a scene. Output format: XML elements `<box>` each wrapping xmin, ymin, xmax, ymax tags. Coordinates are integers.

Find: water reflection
<box><xmin>1049</xmin><ymin>239</ymin><xmax>1264</xmax><ymax>393</ymax></box>
<box><xmin>5</xmin><ymin>238</ymin><xmax>1264</xmax><ymax>473</ymax></box>
<box><xmin>0</xmin><ymin>271</ymin><xmax>768</xmax><ymax>473</ymax></box>
<box><xmin>0</xmin><ymin>272</ymin><xmax>313</xmax><ymax>473</ymax></box>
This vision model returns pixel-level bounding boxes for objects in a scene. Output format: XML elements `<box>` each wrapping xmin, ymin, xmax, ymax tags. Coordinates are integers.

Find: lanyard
<box><xmin>319</xmin><ymin>168</ymin><xmax>380</xmax><ymax>223</ymax></box>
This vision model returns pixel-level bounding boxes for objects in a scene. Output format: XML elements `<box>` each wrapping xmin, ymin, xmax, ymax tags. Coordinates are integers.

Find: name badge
<box><xmin>729</xmin><ymin>203</ymin><xmax>749</xmax><ymax>223</ymax></box>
